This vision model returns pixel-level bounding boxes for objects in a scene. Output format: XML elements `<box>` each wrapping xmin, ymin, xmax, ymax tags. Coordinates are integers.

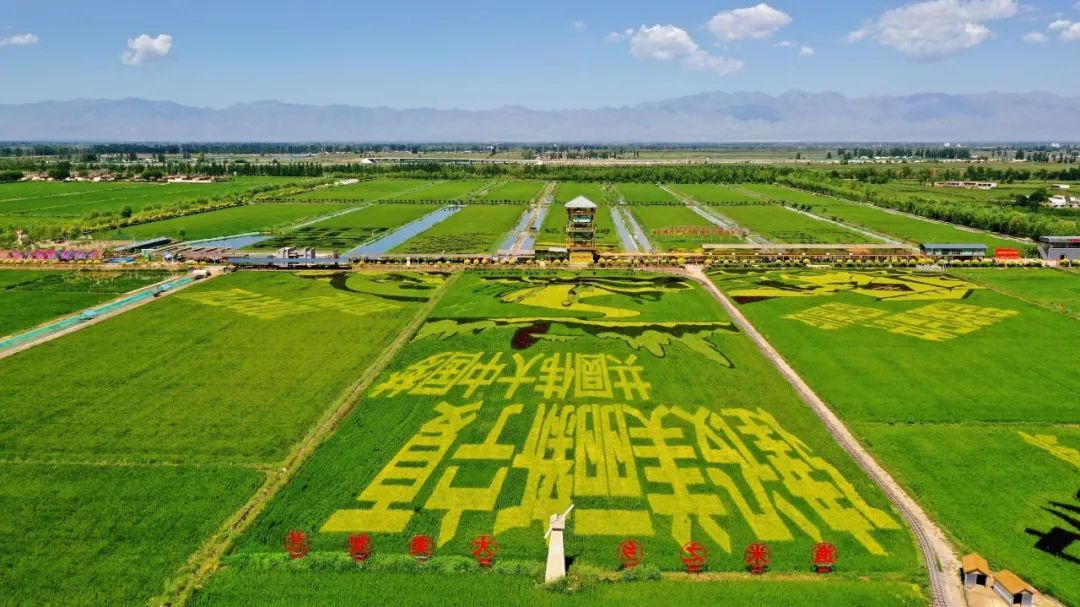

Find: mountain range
<box><xmin>0</xmin><ymin>91</ymin><xmax>1076</xmax><ymax>142</ymax></box>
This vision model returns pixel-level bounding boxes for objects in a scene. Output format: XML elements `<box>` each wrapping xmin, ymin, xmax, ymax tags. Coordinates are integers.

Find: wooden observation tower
<box><xmin>565</xmin><ymin>196</ymin><xmax>597</xmax><ymax>265</ymax></box>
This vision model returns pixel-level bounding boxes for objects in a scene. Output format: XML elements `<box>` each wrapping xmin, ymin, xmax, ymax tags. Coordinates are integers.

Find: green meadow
<box><xmin>258</xmin><ymin>204</ymin><xmax>440</xmax><ymax>250</ymax></box>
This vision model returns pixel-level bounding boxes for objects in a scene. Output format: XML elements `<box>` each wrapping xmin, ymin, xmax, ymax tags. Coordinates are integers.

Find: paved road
<box><xmin>681</xmin><ymin>265</ymin><xmax>965</xmax><ymax>607</ymax></box>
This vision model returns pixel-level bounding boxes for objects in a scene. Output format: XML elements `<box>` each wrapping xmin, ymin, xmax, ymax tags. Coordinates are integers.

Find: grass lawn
<box><xmin>615</xmin><ymin>183</ymin><xmax>678</xmax><ymax>204</ymax></box>
<box><xmin>228</xmin><ymin>271</ymin><xmax>919</xmax><ymax>581</ymax></box>
<box><xmin>95</xmin><ymin>203</ymin><xmax>351</xmax><ymax>241</ymax></box>
<box><xmin>0</xmin><ymin>269</ymin><xmax>172</xmax><ymax>337</ymax></box>
<box><xmin>0</xmin><ymin>463</ymin><xmax>262</xmax><ymax>607</ymax></box>
<box><xmin>629</xmin><ymin>205</ymin><xmax>743</xmax><ymax>251</ymax></box>
<box><xmin>0</xmin><ymin>271</ymin><xmax>443</xmax><ymax>462</ymax></box>
<box><xmin>715</xmin><ymin>204</ymin><xmax>875</xmax><ymax>244</ymax></box>
<box><xmin>392</xmin><ymin>205</ymin><xmax>525</xmax><ymax>253</ymax></box>
<box><xmin>257</xmin><ymin>204</ymin><xmax>440</xmax><ymax>250</ymax></box>
<box><xmin>289</xmin><ymin>179</ymin><xmax>434</xmax><ymax>201</ymax></box>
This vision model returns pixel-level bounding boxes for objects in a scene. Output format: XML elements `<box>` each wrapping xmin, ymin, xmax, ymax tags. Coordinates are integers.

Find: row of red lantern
<box><xmin>285</xmin><ymin>530</ymin><xmax>837</xmax><ymax>575</ymax></box>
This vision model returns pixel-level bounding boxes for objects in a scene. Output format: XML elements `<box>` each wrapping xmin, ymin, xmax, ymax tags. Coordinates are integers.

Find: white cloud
<box><xmin>847</xmin><ymin>0</ymin><xmax>1020</xmax><ymax>60</ymax></box>
<box><xmin>121</xmin><ymin>33</ymin><xmax>172</xmax><ymax>66</ymax></box>
<box><xmin>604</xmin><ymin>28</ymin><xmax>635</xmax><ymax>42</ymax></box>
<box><xmin>625</xmin><ymin>24</ymin><xmax>744</xmax><ymax>75</ymax></box>
<box><xmin>799</xmin><ymin>45</ymin><xmax>815</xmax><ymax>56</ymax></box>
<box><xmin>1049</xmin><ymin>19</ymin><xmax>1072</xmax><ymax>30</ymax></box>
<box><xmin>573</xmin><ymin>21</ymin><xmax>587</xmax><ymax>30</ymax></box>
<box><xmin>1022</xmin><ymin>31</ymin><xmax>1049</xmax><ymax>42</ymax></box>
<box><xmin>1061</xmin><ymin>22</ymin><xmax>1080</xmax><ymax>40</ymax></box>
<box><xmin>707</xmin><ymin>3</ymin><xmax>792</xmax><ymax>42</ymax></box>
<box><xmin>0</xmin><ymin>33</ymin><xmax>38</xmax><ymax>46</ymax></box>
<box><xmin>774</xmin><ymin>40</ymin><xmax>795</xmax><ymax>47</ymax></box>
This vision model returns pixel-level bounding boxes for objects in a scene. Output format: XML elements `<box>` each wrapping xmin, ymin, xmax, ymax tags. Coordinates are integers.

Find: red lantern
<box><xmin>409</xmin><ymin>534</ymin><xmax>433</xmax><ymax>561</ymax></box>
<box><xmin>347</xmin><ymin>534</ymin><xmax>372</xmax><ymax>562</ymax></box>
<box><xmin>744</xmin><ymin>542</ymin><xmax>771</xmax><ymax>575</ymax></box>
<box><xmin>811</xmin><ymin>542</ymin><xmax>837</xmax><ymax>574</ymax></box>
<box><xmin>284</xmin><ymin>530</ymin><xmax>310</xmax><ymax>560</ymax></box>
<box><xmin>617</xmin><ymin>539</ymin><xmax>644</xmax><ymax>569</ymax></box>
<box><xmin>680</xmin><ymin>540</ymin><xmax>707</xmax><ymax>573</ymax></box>
<box><xmin>470</xmin><ymin>535</ymin><xmax>498</xmax><ymax>567</ymax></box>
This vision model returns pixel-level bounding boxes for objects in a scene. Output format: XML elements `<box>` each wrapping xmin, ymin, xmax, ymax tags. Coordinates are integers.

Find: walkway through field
<box><xmin>681</xmin><ymin>264</ymin><xmax>965</xmax><ymax>607</ymax></box>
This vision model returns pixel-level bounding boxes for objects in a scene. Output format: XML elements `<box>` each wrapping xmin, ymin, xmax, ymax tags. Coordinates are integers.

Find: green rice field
<box><xmin>628</xmin><ymin>205</ymin><xmax>743</xmax><ymax>251</ymax></box>
<box><xmin>554</xmin><ymin>182</ymin><xmax>608</xmax><ymax>204</ymax></box>
<box><xmin>0</xmin><ymin>270</ymin><xmax>444</xmax><ymax>606</ymax></box>
<box><xmin>289</xmin><ymin>179</ymin><xmax>435</xmax><ymax>201</ymax></box>
<box><xmin>713</xmin><ymin>204</ymin><xmax>875</xmax><ymax>244</ymax></box>
<box><xmin>257</xmin><ymin>204</ymin><xmax>440</xmax><ymax>250</ymax></box>
<box><xmin>392</xmin><ymin>180</ymin><xmax>495</xmax><ymax>202</ymax></box>
<box><xmin>95</xmin><ymin>203</ymin><xmax>351</xmax><ymax>242</ymax></box>
<box><xmin>615</xmin><ymin>183</ymin><xmax>678</xmax><ymax>204</ymax></box>
<box><xmin>392</xmin><ymin>205</ymin><xmax>525</xmax><ymax>253</ymax></box>
<box><xmin>0</xmin><ymin>269</ymin><xmax>172</xmax><ymax>337</ymax></box>
<box><xmin>477</xmin><ymin>180</ymin><xmax>546</xmax><ymax>202</ymax></box>
<box><xmin>668</xmin><ymin>183</ymin><xmax>760</xmax><ymax>203</ymax></box>
<box><xmin>0</xmin><ymin>178</ymin><xmax>282</xmax><ymax>217</ymax></box>
<box><xmin>709</xmin><ymin>268</ymin><xmax>1080</xmax><ymax>605</ymax></box>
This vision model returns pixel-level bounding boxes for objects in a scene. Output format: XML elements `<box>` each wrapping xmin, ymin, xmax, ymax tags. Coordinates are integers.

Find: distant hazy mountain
<box><xmin>0</xmin><ymin>91</ymin><xmax>1076</xmax><ymax>142</ymax></box>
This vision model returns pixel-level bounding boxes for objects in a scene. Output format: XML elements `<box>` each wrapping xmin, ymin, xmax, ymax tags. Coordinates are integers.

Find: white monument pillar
<box><xmin>544</xmin><ymin>504</ymin><xmax>574</xmax><ymax>583</ymax></box>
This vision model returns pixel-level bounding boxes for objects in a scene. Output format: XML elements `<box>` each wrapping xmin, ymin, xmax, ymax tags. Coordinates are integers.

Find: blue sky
<box><xmin>2</xmin><ymin>0</ymin><xmax>1079</xmax><ymax>109</ymax></box>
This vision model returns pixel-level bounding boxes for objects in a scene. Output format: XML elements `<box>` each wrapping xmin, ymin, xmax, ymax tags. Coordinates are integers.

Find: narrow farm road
<box><xmin>160</xmin><ymin>271</ymin><xmax>461</xmax><ymax>607</ymax></box>
<box><xmin>680</xmin><ymin>265</ymin><xmax>965</xmax><ymax>607</ymax></box>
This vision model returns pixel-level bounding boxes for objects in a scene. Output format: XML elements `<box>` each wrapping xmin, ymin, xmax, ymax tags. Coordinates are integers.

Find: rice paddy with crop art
<box><xmin>228</xmin><ymin>271</ymin><xmax>921</xmax><ymax>592</ymax></box>
<box><xmin>95</xmin><ymin>202</ymin><xmax>350</xmax><ymax>242</ymax></box>
<box><xmin>478</xmin><ymin>180</ymin><xmax>546</xmax><ymax>202</ymax></box>
<box><xmin>714</xmin><ymin>204</ymin><xmax>875</xmax><ymax>244</ymax></box>
<box><xmin>951</xmin><ymin>267</ymin><xmax>1080</xmax><ymax>314</ymax></box>
<box><xmin>0</xmin><ymin>177</ymin><xmax>282</xmax><ymax>217</ymax></box>
<box><xmin>0</xmin><ymin>271</ymin><xmax>445</xmax><ymax>461</ymax></box>
<box><xmin>555</xmin><ymin>182</ymin><xmax>609</xmax><ymax>204</ymax></box>
<box><xmin>256</xmin><ymin>204</ymin><xmax>440</xmax><ymax>250</ymax></box>
<box><xmin>628</xmin><ymin>205</ymin><xmax>744</xmax><ymax>251</ymax></box>
<box><xmin>288</xmin><ymin>179</ymin><xmax>435</xmax><ymax>201</ymax></box>
<box><xmin>392</xmin><ymin>180</ymin><xmax>495</xmax><ymax>202</ymax></box>
<box><xmin>709</xmin><ymin>268</ymin><xmax>1080</xmax><ymax>605</ymax></box>
<box><xmin>759</xmin><ymin>185</ymin><xmax>1025</xmax><ymax>249</ymax></box>
<box><xmin>615</xmin><ymin>183</ymin><xmax>679</xmax><ymax>204</ymax></box>
<box><xmin>392</xmin><ymin>205</ymin><xmax>525</xmax><ymax>253</ymax></box>
<box><xmin>0</xmin><ymin>269</ymin><xmax>172</xmax><ymax>337</ymax></box>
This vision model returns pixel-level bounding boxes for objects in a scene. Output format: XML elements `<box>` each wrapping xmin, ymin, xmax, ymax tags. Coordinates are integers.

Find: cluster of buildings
<box><xmin>961</xmin><ymin>553</ymin><xmax>1037</xmax><ymax>606</ymax></box>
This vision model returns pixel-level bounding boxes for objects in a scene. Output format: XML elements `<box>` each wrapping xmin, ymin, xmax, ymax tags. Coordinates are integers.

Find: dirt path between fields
<box><xmin>680</xmin><ymin>265</ymin><xmax>965</xmax><ymax>607</ymax></box>
<box><xmin>158</xmin><ymin>271</ymin><xmax>460</xmax><ymax>607</ymax></box>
